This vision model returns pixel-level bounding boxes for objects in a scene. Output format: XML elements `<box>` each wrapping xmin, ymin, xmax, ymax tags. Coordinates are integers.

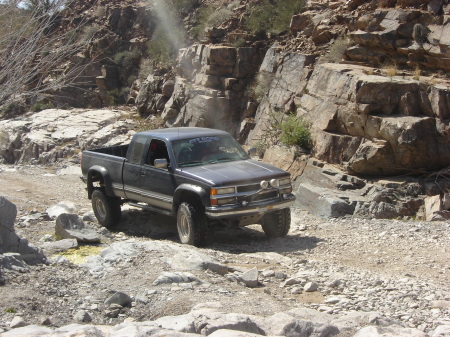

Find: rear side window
<box><xmin>146</xmin><ymin>139</ymin><xmax>170</xmax><ymax>166</ymax></box>
<box><xmin>128</xmin><ymin>135</ymin><xmax>147</xmax><ymax>164</ymax></box>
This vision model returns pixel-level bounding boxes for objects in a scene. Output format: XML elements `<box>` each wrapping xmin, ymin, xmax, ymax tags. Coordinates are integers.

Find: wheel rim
<box><xmin>179</xmin><ymin>213</ymin><xmax>190</xmax><ymax>238</ymax></box>
<box><xmin>95</xmin><ymin>198</ymin><xmax>107</xmax><ymax>220</ymax></box>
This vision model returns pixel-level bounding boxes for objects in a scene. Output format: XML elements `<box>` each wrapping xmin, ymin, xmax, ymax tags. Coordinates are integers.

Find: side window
<box><xmin>146</xmin><ymin>139</ymin><xmax>170</xmax><ymax>166</ymax></box>
<box><xmin>128</xmin><ymin>135</ymin><xmax>147</xmax><ymax>164</ymax></box>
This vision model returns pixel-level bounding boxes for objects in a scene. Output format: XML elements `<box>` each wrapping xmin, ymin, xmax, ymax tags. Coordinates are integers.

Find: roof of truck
<box><xmin>135</xmin><ymin>127</ymin><xmax>230</xmax><ymax>141</ymax></box>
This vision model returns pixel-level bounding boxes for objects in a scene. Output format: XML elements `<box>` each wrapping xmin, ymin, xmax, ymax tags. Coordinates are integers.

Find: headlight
<box><xmin>260</xmin><ymin>180</ymin><xmax>269</xmax><ymax>189</ymax></box>
<box><xmin>217</xmin><ymin>197</ymin><xmax>236</xmax><ymax>205</ymax></box>
<box><xmin>211</xmin><ymin>187</ymin><xmax>236</xmax><ymax>195</ymax></box>
<box><xmin>270</xmin><ymin>179</ymin><xmax>279</xmax><ymax>187</ymax></box>
<box><xmin>278</xmin><ymin>177</ymin><xmax>291</xmax><ymax>186</ymax></box>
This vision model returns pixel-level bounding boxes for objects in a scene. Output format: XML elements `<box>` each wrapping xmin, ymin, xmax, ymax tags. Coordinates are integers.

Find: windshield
<box><xmin>172</xmin><ymin>135</ymin><xmax>249</xmax><ymax>168</ymax></box>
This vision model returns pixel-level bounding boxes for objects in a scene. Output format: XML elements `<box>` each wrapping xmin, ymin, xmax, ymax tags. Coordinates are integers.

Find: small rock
<box><xmin>10</xmin><ymin>316</ymin><xmax>27</xmax><ymax>328</ymax></box>
<box><xmin>104</xmin><ymin>304</ymin><xmax>122</xmax><ymax>318</ymax></box>
<box><xmin>40</xmin><ymin>317</ymin><xmax>52</xmax><ymax>326</ymax></box>
<box><xmin>239</xmin><ymin>268</ymin><xmax>259</xmax><ymax>288</ymax></box>
<box><xmin>74</xmin><ymin>310</ymin><xmax>92</xmax><ymax>323</ymax></box>
<box><xmin>324</xmin><ymin>296</ymin><xmax>341</xmax><ymax>304</ymax></box>
<box><xmin>304</xmin><ymin>282</ymin><xmax>319</xmax><ymax>292</ymax></box>
<box><xmin>39</xmin><ymin>234</ymin><xmax>53</xmax><ymax>242</ymax></box>
<box><xmin>291</xmin><ymin>287</ymin><xmax>303</xmax><ymax>294</ymax></box>
<box><xmin>262</xmin><ymin>269</ymin><xmax>275</xmax><ymax>278</ymax></box>
<box><xmin>275</xmin><ymin>272</ymin><xmax>287</xmax><ymax>280</ymax></box>
<box><xmin>82</xmin><ymin>211</ymin><xmax>96</xmax><ymax>222</ymax></box>
<box><xmin>282</xmin><ymin>277</ymin><xmax>302</xmax><ymax>287</ymax></box>
<box><xmin>104</xmin><ymin>291</ymin><xmax>132</xmax><ymax>307</ymax></box>
<box><xmin>41</xmin><ymin>238</ymin><xmax>78</xmax><ymax>254</ymax></box>
<box><xmin>153</xmin><ymin>272</ymin><xmax>202</xmax><ymax>286</ymax></box>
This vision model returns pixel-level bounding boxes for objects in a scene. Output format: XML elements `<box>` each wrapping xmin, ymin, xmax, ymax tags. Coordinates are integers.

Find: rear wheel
<box><xmin>91</xmin><ymin>189</ymin><xmax>121</xmax><ymax>228</ymax></box>
<box><xmin>177</xmin><ymin>202</ymin><xmax>208</xmax><ymax>247</ymax></box>
<box><xmin>261</xmin><ymin>208</ymin><xmax>291</xmax><ymax>238</ymax></box>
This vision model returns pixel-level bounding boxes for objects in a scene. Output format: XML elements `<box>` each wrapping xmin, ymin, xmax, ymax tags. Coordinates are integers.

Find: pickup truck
<box><xmin>81</xmin><ymin>127</ymin><xmax>295</xmax><ymax>246</ymax></box>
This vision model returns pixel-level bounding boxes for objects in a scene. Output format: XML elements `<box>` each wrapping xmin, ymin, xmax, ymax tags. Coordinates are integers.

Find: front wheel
<box><xmin>91</xmin><ymin>189</ymin><xmax>121</xmax><ymax>228</ymax></box>
<box><xmin>261</xmin><ymin>208</ymin><xmax>291</xmax><ymax>238</ymax></box>
<box><xmin>177</xmin><ymin>202</ymin><xmax>208</xmax><ymax>247</ymax></box>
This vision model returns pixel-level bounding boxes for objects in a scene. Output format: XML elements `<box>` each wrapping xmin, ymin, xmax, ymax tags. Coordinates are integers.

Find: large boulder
<box><xmin>0</xmin><ymin>196</ymin><xmax>45</xmax><ymax>264</ymax></box>
<box><xmin>55</xmin><ymin>214</ymin><xmax>101</xmax><ymax>243</ymax></box>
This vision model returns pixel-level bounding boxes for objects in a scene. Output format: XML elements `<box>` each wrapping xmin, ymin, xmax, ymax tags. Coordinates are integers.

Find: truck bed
<box><xmin>88</xmin><ymin>144</ymin><xmax>129</xmax><ymax>158</ymax></box>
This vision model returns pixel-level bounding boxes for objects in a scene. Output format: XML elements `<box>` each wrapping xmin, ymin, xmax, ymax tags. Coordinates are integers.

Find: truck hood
<box><xmin>179</xmin><ymin>160</ymin><xmax>289</xmax><ymax>186</ymax></box>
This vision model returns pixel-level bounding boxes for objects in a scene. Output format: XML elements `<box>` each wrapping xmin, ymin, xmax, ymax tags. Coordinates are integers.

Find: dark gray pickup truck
<box><xmin>81</xmin><ymin>127</ymin><xmax>295</xmax><ymax>246</ymax></box>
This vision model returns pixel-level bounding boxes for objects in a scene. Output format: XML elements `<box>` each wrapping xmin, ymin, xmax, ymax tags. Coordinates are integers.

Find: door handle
<box><xmin>141</xmin><ymin>172</ymin><xmax>146</xmax><ymax>176</ymax></box>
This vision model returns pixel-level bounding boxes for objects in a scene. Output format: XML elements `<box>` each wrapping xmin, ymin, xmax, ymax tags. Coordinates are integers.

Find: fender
<box><xmin>173</xmin><ymin>183</ymin><xmax>210</xmax><ymax>211</ymax></box>
<box><xmin>87</xmin><ymin>165</ymin><xmax>115</xmax><ymax>198</ymax></box>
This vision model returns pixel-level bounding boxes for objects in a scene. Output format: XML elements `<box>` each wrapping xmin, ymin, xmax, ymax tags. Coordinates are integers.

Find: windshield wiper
<box><xmin>216</xmin><ymin>157</ymin><xmax>234</xmax><ymax>162</ymax></box>
<box><xmin>204</xmin><ymin>157</ymin><xmax>235</xmax><ymax>164</ymax></box>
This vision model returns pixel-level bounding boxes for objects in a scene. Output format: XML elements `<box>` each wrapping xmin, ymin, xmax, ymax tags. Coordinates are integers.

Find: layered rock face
<box><xmin>347</xmin><ymin>8</ymin><xmax>450</xmax><ymax>70</ymax></box>
<box><xmin>150</xmin><ymin>44</ymin><xmax>265</xmax><ymax>138</ymax></box>
<box><xmin>301</xmin><ymin>63</ymin><xmax>450</xmax><ymax>175</ymax></box>
<box><xmin>247</xmin><ymin>44</ymin><xmax>450</xmax><ymax>176</ymax></box>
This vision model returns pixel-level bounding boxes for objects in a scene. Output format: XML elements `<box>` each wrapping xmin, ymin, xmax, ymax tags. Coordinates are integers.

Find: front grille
<box><xmin>237</xmin><ymin>184</ymin><xmax>260</xmax><ymax>193</ymax></box>
<box><xmin>253</xmin><ymin>190</ymin><xmax>278</xmax><ymax>202</ymax></box>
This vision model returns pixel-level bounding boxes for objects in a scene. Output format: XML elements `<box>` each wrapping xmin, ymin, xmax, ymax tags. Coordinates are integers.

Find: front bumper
<box><xmin>205</xmin><ymin>193</ymin><xmax>295</xmax><ymax>219</ymax></box>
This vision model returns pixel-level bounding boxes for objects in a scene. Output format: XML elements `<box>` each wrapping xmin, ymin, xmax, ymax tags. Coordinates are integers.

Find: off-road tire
<box><xmin>261</xmin><ymin>208</ymin><xmax>291</xmax><ymax>238</ymax></box>
<box><xmin>91</xmin><ymin>189</ymin><xmax>121</xmax><ymax>228</ymax></box>
<box><xmin>177</xmin><ymin>202</ymin><xmax>208</xmax><ymax>247</ymax></box>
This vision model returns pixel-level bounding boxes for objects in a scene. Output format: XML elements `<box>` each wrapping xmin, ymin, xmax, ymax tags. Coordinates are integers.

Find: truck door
<box><xmin>123</xmin><ymin>134</ymin><xmax>148</xmax><ymax>201</ymax></box>
<box><xmin>139</xmin><ymin>139</ymin><xmax>176</xmax><ymax>211</ymax></box>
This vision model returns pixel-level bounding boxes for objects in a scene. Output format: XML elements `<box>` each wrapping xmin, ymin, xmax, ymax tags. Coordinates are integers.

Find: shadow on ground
<box><xmin>108</xmin><ymin>208</ymin><xmax>321</xmax><ymax>254</ymax></box>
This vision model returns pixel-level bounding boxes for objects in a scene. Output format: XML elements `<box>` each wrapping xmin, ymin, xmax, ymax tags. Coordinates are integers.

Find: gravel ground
<box><xmin>0</xmin><ymin>163</ymin><xmax>449</xmax><ymax>335</ymax></box>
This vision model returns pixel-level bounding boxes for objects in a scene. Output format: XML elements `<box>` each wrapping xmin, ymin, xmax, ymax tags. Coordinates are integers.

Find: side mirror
<box><xmin>247</xmin><ymin>147</ymin><xmax>257</xmax><ymax>157</ymax></box>
<box><xmin>154</xmin><ymin>158</ymin><xmax>168</xmax><ymax>169</ymax></box>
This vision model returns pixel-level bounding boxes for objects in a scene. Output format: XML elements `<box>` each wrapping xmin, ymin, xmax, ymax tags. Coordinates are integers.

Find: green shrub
<box><xmin>280</xmin><ymin>114</ymin><xmax>312</xmax><ymax>149</ymax></box>
<box><xmin>113</xmin><ymin>49</ymin><xmax>142</xmax><ymax>69</ymax></box>
<box><xmin>138</xmin><ymin>58</ymin><xmax>154</xmax><ymax>80</ymax></box>
<box><xmin>246</xmin><ymin>0</ymin><xmax>305</xmax><ymax>35</ymax></box>
<box><xmin>245</xmin><ymin>1</ymin><xmax>273</xmax><ymax>34</ymax></box>
<box><xmin>191</xmin><ymin>5</ymin><xmax>232</xmax><ymax>40</ymax></box>
<box><xmin>79</xmin><ymin>23</ymin><xmax>100</xmax><ymax>42</ymax></box>
<box><xmin>31</xmin><ymin>101</ymin><xmax>54</xmax><ymax>112</ymax></box>
<box><xmin>206</xmin><ymin>8</ymin><xmax>232</xmax><ymax>28</ymax></box>
<box><xmin>248</xmin><ymin>71</ymin><xmax>274</xmax><ymax>102</ymax></box>
<box><xmin>170</xmin><ymin>0</ymin><xmax>199</xmax><ymax>16</ymax></box>
<box><xmin>253</xmin><ymin>110</ymin><xmax>312</xmax><ymax>156</ymax></box>
<box><xmin>105</xmin><ymin>88</ymin><xmax>130</xmax><ymax>106</ymax></box>
<box><xmin>130</xmin><ymin>114</ymin><xmax>165</xmax><ymax>132</ymax></box>
<box><xmin>231</xmin><ymin>37</ymin><xmax>247</xmax><ymax>48</ymax></box>
<box><xmin>5</xmin><ymin>308</ymin><xmax>17</xmax><ymax>313</ymax></box>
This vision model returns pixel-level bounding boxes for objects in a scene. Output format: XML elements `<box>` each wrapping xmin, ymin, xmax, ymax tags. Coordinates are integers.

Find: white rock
<box><xmin>9</xmin><ymin>316</ymin><xmax>27</xmax><ymax>328</ymax></box>
<box><xmin>304</xmin><ymin>282</ymin><xmax>318</xmax><ymax>292</ymax></box>
<box><xmin>46</xmin><ymin>201</ymin><xmax>77</xmax><ymax>219</ymax></box>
